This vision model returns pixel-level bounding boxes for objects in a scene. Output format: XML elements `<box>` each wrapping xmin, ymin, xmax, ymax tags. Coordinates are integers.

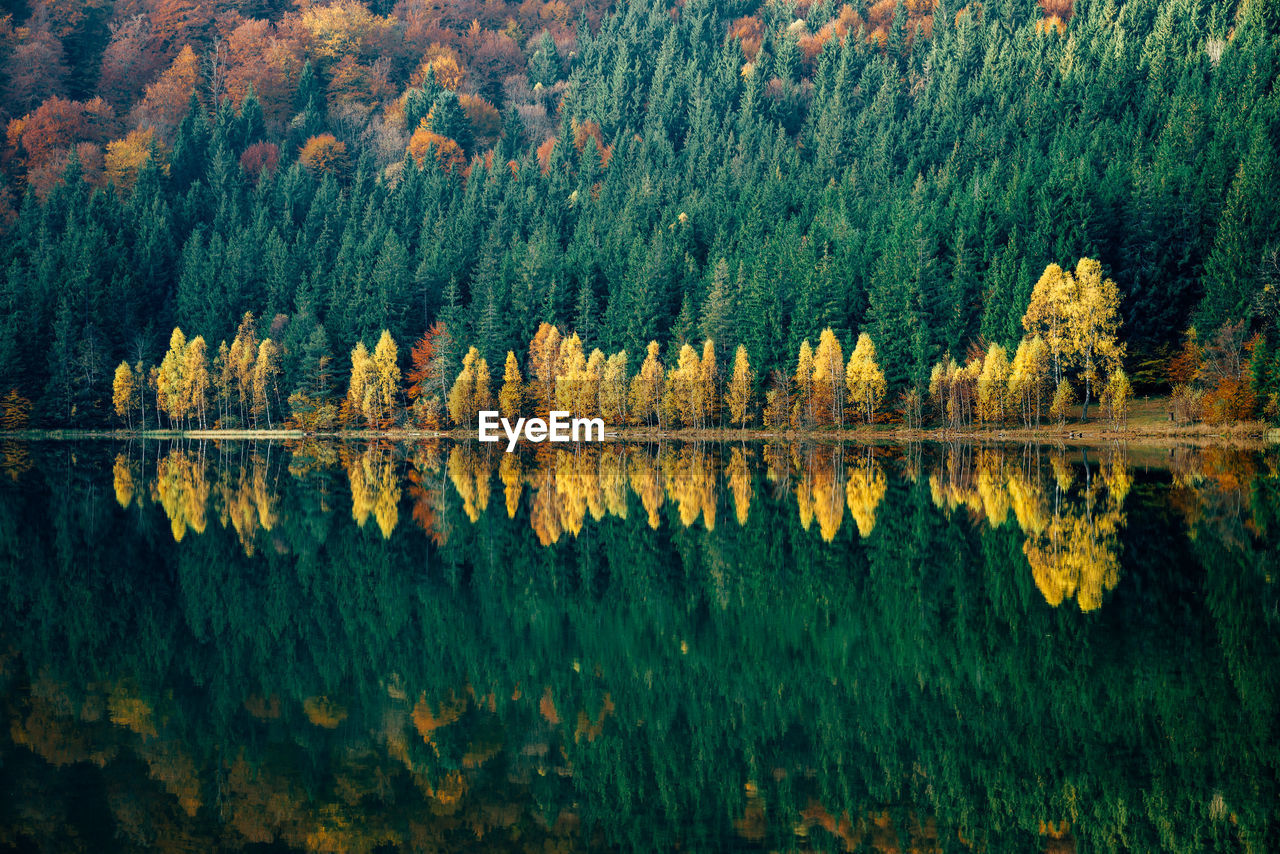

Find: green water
<box><xmin>0</xmin><ymin>440</ymin><xmax>1277</xmax><ymax>852</ymax></box>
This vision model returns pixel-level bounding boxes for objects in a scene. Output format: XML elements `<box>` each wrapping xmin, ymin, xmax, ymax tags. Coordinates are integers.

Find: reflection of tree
<box><xmin>725</xmin><ymin>446</ymin><xmax>753</xmax><ymax>525</ymax></box>
<box><xmin>112</xmin><ymin>451</ymin><xmax>138</xmax><ymax>508</ymax></box>
<box><xmin>845</xmin><ymin>452</ymin><xmax>887</xmax><ymax>538</ymax></box>
<box><xmin>216</xmin><ymin>449</ymin><xmax>279</xmax><ymax>556</ymax></box>
<box><xmin>151</xmin><ymin>447</ymin><xmax>210</xmax><ymax>541</ymax></box>
<box><xmin>407</xmin><ymin>442</ymin><xmax>449</xmax><ymax>544</ymax></box>
<box><xmin>1023</xmin><ymin>452</ymin><xmax>1127</xmax><ymax>612</ymax></box>
<box><xmin>662</xmin><ymin>445</ymin><xmax>717</xmax><ymax>530</ymax></box>
<box><xmin>927</xmin><ymin>446</ymin><xmax>1129</xmax><ymax>611</ymax></box>
<box><xmin>346</xmin><ymin>444</ymin><xmax>401</xmax><ymax>537</ymax></box>
<box><xmin>445</xmin><ymin>444</ymin><xmax>491</xmax><ymax>523</ymax></box>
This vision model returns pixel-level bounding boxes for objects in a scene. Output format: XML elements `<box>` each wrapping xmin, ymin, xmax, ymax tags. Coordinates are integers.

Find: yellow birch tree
<box><xmin>726</xmin><ymin>344</ymin><xmax>755</xmax><ymax>427</ymax></box>
<box><xmin>369</xmin><ymin>329</ymin><xmax>402</xmax><ymax>428</ymax></box>
<box><xmin>976</xmin><ymin>343</ymin><xmax>1010</xmax><ymax>425</ymax></box>
<box><xmin>599</xmin><ymin>351</ymin><xmax>629</xmax><ymax>424</ymax></box>
<box><xmin>1023</xmin><ymin>262</ymin><xmax>1075</xmax><ymax>384</ymax></box>
<box><xmin>792</xmin><ymin>339</ymin><xmax>815</xmax><ymax>427</ymax></box>
<box><xmin>347</xmin><ymin>341</ymin><xmax>376</xmax><ymax>427</ymax></box>
<box><xmin>845</xmin><ymin>333</ymin><xmax>886</xmax><ymax>424</ymax></box>
<box><xmin>498</xmin><ymin>351</ymin><xmax>524</xmax><ymax>419</ymax></box>
<box><xmin>113</xmin><ymin>361</ymin><xmax>137</xmax><ymax>429</ymax></box>
<box><xmin>811</xmin><ymin>328</ymin><xmax>845</xmax><ymax>428</ymax></box>
<box><xmin>1067</xmin><ymin>257</ymin><xmax>1124</xmax><ymax>420</ymax></box>
<box><xmin>629</xmin><ymin>341</ymin><xmax>664</xmax><ymax>427</ymax></box>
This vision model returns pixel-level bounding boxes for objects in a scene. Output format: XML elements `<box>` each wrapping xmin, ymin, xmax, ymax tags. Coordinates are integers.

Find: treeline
<box><xmin>1</xmin><ymin>0</ymin><xmax>1279</xmax><ymax>427</ymax></box>
<box><xmin>106</xmin><ymin>255</ymin><xmax>1243</xmax><ymax>432</ymax></box>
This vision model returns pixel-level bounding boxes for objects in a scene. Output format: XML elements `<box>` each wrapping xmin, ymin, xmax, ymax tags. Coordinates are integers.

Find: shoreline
<box><xmin>2</xmin><ymin>422</ymin><xmax>1275</xmax><ymax>448</ymax></box>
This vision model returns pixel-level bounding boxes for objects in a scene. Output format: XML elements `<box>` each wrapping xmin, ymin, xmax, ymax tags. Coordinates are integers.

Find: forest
<box><xmin>0</xmin><ymin>0</ymin><xmax>1278</xmax><ymax>429</ymax></box>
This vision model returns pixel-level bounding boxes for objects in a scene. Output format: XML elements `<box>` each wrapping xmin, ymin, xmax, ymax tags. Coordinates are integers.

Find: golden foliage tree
<box><xmin>599</xmin><ymin>351</ymin><xmax>629</xmax><ymax>424</ymax></box>
<box><xmin>976</xmin><ymin>343</ymin><xmax>1010</xmax><ymax>425</ymax></box>
<box><xmin>228</xmin><ymin>312</ymin><xmax>259</xmax><ymax>427</ymax></box>
<box><xmin>105</xmin><ymin>127</ymin><xmax>162</xmax><ymax>190</ymax></box>
<box><xmin>811</xmin><ymin>328</ymin><xmax>845</xmax><ymax>427</ymax></box>
<box><xmin>408</xmin><ymin>124</ymin><xmax>466</xmax><ymax>173</ymax></box>
<box><xmin>1067</xmin><ymin>257</ymin><xmax>1124</xmax><ymax>419</ymax></box>
<box><xmin>662</xmin><ymin>343</ymin><xmax>705</xmax><ymax>428</ymax></box>
<box><xmin>699</xmin><ymin>339</ymin><xmax>719</xmax><ymax>427</ymax></box>
<box><xmin>498</xmin><ymin>351</ymin><xmax>524</xmax><ymax>419</ymax></box>
<box><xmin>1008</xmin><ymin>335</ymin><xmax>1050</xmax><ymax>427</ymax></box>
<box><xmin>186</xmin><ymin>335</ymin><xmax>210</xmax><ymax>429</ymax></box>
<box><xmin>346</xmin><ymin>340</ymin><xmax>376</xmax><ymax>427</ymax></box>
<box><xmin>1</xmin><ymin>388</ymin><xmax>32</xmax><ymax>430</ymax></box>
<box><xmin>1100</xmin><ymin>367</ymin><xmax>1132</xmax><ymax>427</ymax></box>
<box><xmin>250</xmin><ymin>338</ymin><xmax>281</xmax><ymax>429</ymax></box>
<box><xmin>1050</xmin><ymin>378</ymin><xmax>1076</xmax><ymax>426</ymax></box>
<box><xmin>156</xmin><ymin>327</ymin><xmax>187</xmax><ymax>428</ymax></box>
<box><xmin>845</xmin><ymin>333</ymin><xmax>886</xmax><ymax>424</ymax></box>
<box><xmin>791</xmin><ymin>339</ymin><xmax>815</xmax><ymax>427</ymax></box>
<box><xmin>553</xmin><ymin>333</ymin><xmax>587</xmax><ymax>414</ymax></box>
<box><xmin>369</xmin><ymin>330</ymin><xmax>402</xmax><ymax>428</ymax></box>
<box><xmin>726</xmin><ymin>344</ymin><xmax>755</xmax><ymax>427</ymax></box>
<box><xmin>528</xmin><ymin>323</ymin><xmax>562</xmax><ymax>417</ymax></box>
<box><xmin>629</xmin><ymin>341</ymin><xmax>664</xmax><ymax>427</ymax></box>
<box><xmin>1022</xmin><ymin>262</ymin><xmax>1075</xmax><ymax>383</ymax></box>
<box><xmin>112</xmin><ymin>360</ymin><xmax>138</xmax><ymax>429</ymax></box>
<box><xmin>298</xmin><ymin>133</ymin><xmax>350</xmax><ymax>177</ymax></box>
<box><xmin>447</xmin><ymin>347</ymin><xmax>491</xmax><ymax>426</ymax></box>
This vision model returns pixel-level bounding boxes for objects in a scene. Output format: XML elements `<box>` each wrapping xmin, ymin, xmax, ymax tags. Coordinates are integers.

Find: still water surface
<box><xmin>0</xmin><ymin>439</ymin><xmax>1277</xmax><ymax>852</ymax></box>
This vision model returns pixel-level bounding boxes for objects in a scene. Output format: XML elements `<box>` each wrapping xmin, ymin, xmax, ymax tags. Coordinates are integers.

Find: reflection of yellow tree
<box><xmin>499</xmin><ymin>453</ymin><xmax>523</xmax><ymax>518</ymax></box>
<box><xmin>113</xmin><ymin>452</ymin><xmax>138</xmax><ymax>508</ymax></box>
<box><xmin>663</xmin><ymin>446</ymin><xmax>717</xmax><ymax>530</ymax></box>
<box><xmin>799</xmin><ymin>448</ymin><xmax>845</xmax><ymax>542</ymax></box>
<box><xmin>346</xmin><ymin>446</ymin><xmax>401</xmax><ymax>537</ymax></box>
<box><xmin>629</xmin><ymin>451</ymin><xmax>664</xmax><ymax>529</ymax></box>
<box><xmin>138</xmin><ymin>739</ymin><xmax>203</xmax><ymax>816</ymax></box>
<box><xmin>598</xmin><ymin>448</ymin><xmax>629</xmax><ymax>520</ymax></box>
<box><xmin>151</xmin><ymin>449</ymin><xmax>210</xmax><ymax>541</ymax></box>
<box><xmin>1023</xmin><ymin>452</ymin><xmax>1126</xmax><ymax>612</ymax></box>
<box><xmin>725</xmin><ymin>446</ymin><xmax>753</xmax><ymax>525</ymax></box>
<box><xmin>216</xmin><ymin>452</ymin><xmax>280</xmax><ymax>556</ymax></box>
<box><xmin>924</xmin><ymin>447</ymin><xmax>1129</xmax><ymax>611</ymax></box>
<box><xmin>445</xmin><ymin>445</ymin><xmax>492</xmax><ymax>523</ymax></box>
<box><xmin>845</xmin><ymin>455</ymin><xmax>886</xmax><ymax>538</ymax></box>
<box><xmin>529</xmin><ymin>462</ymin><xmax>563</xmax><ymax>545</ymax></box>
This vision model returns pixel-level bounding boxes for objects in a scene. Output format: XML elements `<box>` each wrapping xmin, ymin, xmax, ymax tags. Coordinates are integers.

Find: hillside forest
<box><xmin>0</xmin><ymin>0</ymin><xmax>1278</xmax><ymax>430</ymax></box>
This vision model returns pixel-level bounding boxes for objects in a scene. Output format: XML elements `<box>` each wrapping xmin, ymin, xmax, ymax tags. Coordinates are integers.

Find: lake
<box><xmin>0</xmin><ymin>439</ymin><xmax>1277</xmax><ymax>852</ymax></box>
